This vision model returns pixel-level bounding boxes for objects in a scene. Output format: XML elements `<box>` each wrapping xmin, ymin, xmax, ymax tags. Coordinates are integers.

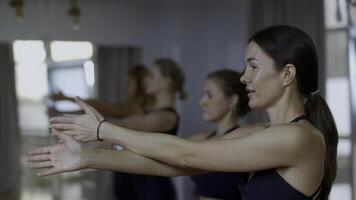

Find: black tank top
<box><xmin>239</xmin><ymin>115</ymin><xmax>323</xmax><ymax>200</ymax></box>
<box><xmin>116</xmin><ymin>107</ymin><xmax>180</xmax><ymax>200</ymax></box>
<box><xmin>144</xmin><ymin>107</ymin><xmax>179</xmax><ymax>135</ymax></box>
<box><xmin>191</xmin><ymin>125</ymin><xmax>243</xmax><ymax>200</ymax></box>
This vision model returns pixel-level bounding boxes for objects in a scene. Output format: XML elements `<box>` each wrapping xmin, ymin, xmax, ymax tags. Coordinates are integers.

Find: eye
<box><xmin>250</xmin><ymin>65</ymin><xmax>257</xmax><ymax>70</ymax></box>
<box><xmin>206</xmin><ymin>91</ymin><xmax>213</xmax><ymax>98</ymax></box>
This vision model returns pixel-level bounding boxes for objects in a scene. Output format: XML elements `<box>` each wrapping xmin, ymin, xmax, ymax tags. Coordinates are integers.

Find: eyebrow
<box><xmin>245</xmin><ymin>57</ymin><xmax>259</xmax><ymax>63</ymax></box>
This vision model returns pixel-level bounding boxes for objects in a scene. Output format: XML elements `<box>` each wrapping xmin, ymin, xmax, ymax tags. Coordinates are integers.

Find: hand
<box><xmin>47</xmin><ymin>107</ymin><xmax>61</xmax><ymax>118</ymax></box>
<box><xmin>51</xmin><ymin>91</ymin><xmax>69</xmax><ymax>101</ymax></box>
<box><xmin>27</xmin><ymin>129</ymin><xmax>87</xmax><ymax>177</ymax></box>
<box><xmin>50</xmin><ymin>97</ymin><xmax>104</xmax><ymax>142</ymax></box>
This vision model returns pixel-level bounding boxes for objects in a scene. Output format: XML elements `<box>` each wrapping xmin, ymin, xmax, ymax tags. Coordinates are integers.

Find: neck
<box><xmin>215</xmin><ymin>111</ymin><xmax>238</xmax><ymax>136</ymax></box>
<box><xmin>153</xmin><ymin>90</ymin><xmax>176</xmax><ymax>109</ymax></box>
<box><xmin>267</xmin><ymin>88</ymin><xmax>305</xmax><ymax>124</ymax></box>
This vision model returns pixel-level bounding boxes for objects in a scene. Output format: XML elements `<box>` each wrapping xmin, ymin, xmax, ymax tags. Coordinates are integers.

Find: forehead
<box><xmin>204</xmin><ymin>78</ymin><xmax>223</xmax><ymax>91</ymax></box>
<box><xmin>244</xmin><ymin>41</ymin><xmax>272</xmax><ymax>63</ymax></box>
<box><xmin>150</xmin><ymin>65</ymin><xmax>160</xmax><ymax>74</ymax></box>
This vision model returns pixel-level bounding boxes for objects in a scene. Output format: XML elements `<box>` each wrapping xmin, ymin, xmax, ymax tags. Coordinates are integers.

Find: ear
<box><xmin>280</xmin><ymin>64</ymin><xmax>296</xmax><ymax>87</ymax></box>
<box><xmin>229</xmin><ymin>94</ymin><xmax>239</xmax><ymax>110</ymax></box>
<box><xmin>164</xmin><ymin>78</ymin><xmax>174</xmax><ymax>92</ymax></box>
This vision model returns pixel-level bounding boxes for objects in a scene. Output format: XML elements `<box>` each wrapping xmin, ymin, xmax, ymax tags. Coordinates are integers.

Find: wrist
<box><xmin>100</xmin><ymin>121</ymin><xmax>111</xmax><ymax>142</ymax></box>
<box><xmin>81</xmin><ymin>144</ymin><xmax>92</xmax><ymax>168</ymax></box>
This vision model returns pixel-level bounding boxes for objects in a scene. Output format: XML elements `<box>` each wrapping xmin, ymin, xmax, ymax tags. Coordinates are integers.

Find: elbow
<box><xmin>173</xmin><ymin>153</ymin><xmax>195</xmax><ymax>169</ymax></box>
<box><xmin>170</xmin><ymin>141</ymin><xmax>198</xmax><ymax>169</ymax></box>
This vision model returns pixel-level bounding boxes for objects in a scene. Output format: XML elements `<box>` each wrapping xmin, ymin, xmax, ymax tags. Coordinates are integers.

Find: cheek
<box><xmin>255</xmin><ymin>78</ymin><xmax>283</xmax><ymax>107</ymax></box>
<box><xmin>204</xmin><ymin>99</ymin><xmax>229</xmax><ymax>118</ymax></box>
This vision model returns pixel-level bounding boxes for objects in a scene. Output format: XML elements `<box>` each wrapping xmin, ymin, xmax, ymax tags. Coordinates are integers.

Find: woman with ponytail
<box><xmin>28</xmin><ymin>25</ymin><xmax>338</xmax><ymax>200</ymax></box>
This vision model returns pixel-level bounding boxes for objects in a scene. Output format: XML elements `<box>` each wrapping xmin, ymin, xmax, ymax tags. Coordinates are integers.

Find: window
<box><xmin>48</xmin><ymin>41</ymin><xmax>95</xmax><ymax>112</ymax></box>
<box><xmin>324</xmin><ymin>0</ymin><xmax>353</xmax><ymax>198</ymax></box>
<box><xmin>13</xmin><ymin>40</ymin><xmax>49</xmax><ymax>135</ymax></box>
<box><xmin>13</xmin><ymin>40</ymin><xmax>95</xmax><ymax>135</ymax></box>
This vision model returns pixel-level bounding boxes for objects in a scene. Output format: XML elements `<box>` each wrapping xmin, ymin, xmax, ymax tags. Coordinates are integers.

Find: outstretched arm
<box><xmin>51</xmin><ymin>92</ymin><xmax>139</xmax><ymax>118</ymax></box>
<box><xmin>50</xmin><ymin>98</ymin><xmax>317</xmax><ymax>173</ymax></box>
<box><xmin>27</xmin><ymin>130</ymin><xmax>204</xmax><ymax>177</ymax></box>
<box><xmin>85</xmin><ymin>148</ymin><xmax>204</xmax><ymax>177</ymax></box>
<box><xmin>100</xmin><ymin>123</ymin><xmax>315</xmax><ymax>172</ymax></box>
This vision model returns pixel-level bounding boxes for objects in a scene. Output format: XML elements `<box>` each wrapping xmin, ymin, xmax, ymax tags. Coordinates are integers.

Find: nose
<box><xmin>199</xmin><ymin>95</ymin><xmax>207</xmax><ymax>107</ymax></box>
<box><xmin>240</xmin><ymin>70</ymin><xmax>250</xmax><ymax>84</ymax></box>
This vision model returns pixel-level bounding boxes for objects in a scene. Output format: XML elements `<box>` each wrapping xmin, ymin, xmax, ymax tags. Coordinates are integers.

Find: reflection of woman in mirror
<box><xmin>50</xmin><ymin>64</ymin><xmax>153</xmax><ymax>118</ymax></box>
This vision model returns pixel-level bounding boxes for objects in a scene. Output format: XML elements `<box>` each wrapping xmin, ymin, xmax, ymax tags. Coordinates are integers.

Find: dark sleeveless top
<box><xmin>114</xmin><ymin>107</ymin><xmax>179</xmax><ymax>200</ymax></box>
<box><xmin>239</xmin><ymin>115</ymin><xmax>323</xmax><ymax>200</ymax></box>
<box><xmin>144</xmin><ymin>107</ymin><xmax>179</xmax><ymax>135</ymax></box>
<box><xmin>191</xmin><ymin>125</ymin><xmax>242</xmax><ymax>200</ymax></box>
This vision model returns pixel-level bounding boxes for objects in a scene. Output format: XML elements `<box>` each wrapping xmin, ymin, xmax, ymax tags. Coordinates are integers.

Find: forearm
<box><xmin>100</xmin><ymin>122</ymin><xmax>197</xmax><ymax>168</ymax></box>
<box><xmin>85</xmin><ymin>100</ymin><xmax>130</xmax><ymax>118</ymax></box>
<box><xmin>84</xmin><ymin>147</ymin><xmax>203</xmax><ymax>177</ymax></box>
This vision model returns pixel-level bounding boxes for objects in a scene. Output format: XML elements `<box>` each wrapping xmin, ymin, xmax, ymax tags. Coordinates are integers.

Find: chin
<box><xmin>202</xmin><ymin>115</ymin><xmax>213</xmax><ymax>122</ymax></box>
<box><xmin>146</xmin><ymin>89</ymin><xmax>155</xmax><ymax>95</ymax></box>
<box><xmin>248</xmin><ymin>100</ymin><xmax>258</xmax><ymax>109</ymax></box>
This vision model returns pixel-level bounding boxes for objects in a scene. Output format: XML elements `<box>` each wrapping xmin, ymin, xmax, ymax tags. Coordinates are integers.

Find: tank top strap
<box><xmin>309</xmin><ymin>181</ymin><xmax>323</xmax><ymax>199</ymax></box>
<box><xmin>289</xmin><ymin>114</ymin><xmax>308</xmax><ymax>123</ymax></box>
<box><xmin>205</xmin><ymin>131</ymin><xmax>216</xmax><ymax>139</ymax></box>
<box><xmin>205</xmin><ymin>124</ymin><xmax>240</xmax><ymax>140</ymax></box>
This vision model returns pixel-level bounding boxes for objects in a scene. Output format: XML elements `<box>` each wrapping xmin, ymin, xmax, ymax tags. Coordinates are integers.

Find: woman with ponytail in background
<box><xmin>111</xmin><ymin>58</ymin><xmax>187</xmax><ymax>200</ymax></box>
<box><xmin>29</xmin><ymin>25</ymin><xmax>338</xmax><ymax>200</ymax></box>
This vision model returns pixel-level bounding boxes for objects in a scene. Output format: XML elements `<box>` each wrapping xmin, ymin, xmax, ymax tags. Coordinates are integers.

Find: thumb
<box><xmin>74</xmin><ymin>96</ymin><xmax>104</xmax><ymax>121</ymax></box>
<box><xmin>74</xmin><ymin>96</ymin><xmax>92</xmax><ymax>114</ymax></box>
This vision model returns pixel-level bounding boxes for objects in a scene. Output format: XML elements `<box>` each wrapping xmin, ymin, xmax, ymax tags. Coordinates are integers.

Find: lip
<box><xmin>246</xmin><ymin>87</ymin><xmax>255</xmax><ymax>97</ymax></box>
<box><xmin>246</xmin><ymin>87</ymin><xmax>254</xmax><ymax>93</ymax></box>
<box><xmin>201</xmin><ymin>109</ymin><xmax>208</xmax><ymax>113</ymax></box>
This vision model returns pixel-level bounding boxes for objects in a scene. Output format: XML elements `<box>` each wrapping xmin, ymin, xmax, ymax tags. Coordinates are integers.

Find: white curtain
<box><xmin>0</xmin><ymin>43</ymin><xmax>20</xmax><ymax>200</ymax></box>
<box><xmin>97</xmin><ymin>46</ymin><xmax>142</xmax><ymax>103</ymax></box>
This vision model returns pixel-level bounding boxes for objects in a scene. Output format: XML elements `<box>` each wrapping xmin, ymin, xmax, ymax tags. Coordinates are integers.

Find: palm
<box><xmin>28</xmin><ymin>132</ymin><xmax>86</xmax><ymax>176</ymax></box>
<box><xmin>51</xmin><ymin>138</ymin><xmax>83</xmax><ymax>172</ymax></box>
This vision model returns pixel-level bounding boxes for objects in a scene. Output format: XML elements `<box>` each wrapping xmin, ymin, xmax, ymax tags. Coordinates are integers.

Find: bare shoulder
<box><xmin>222</xmin><ymin>122</ymin><xmax>270</xmax><ymax>139</ymax></box>
<box><xmin>188</xmin><ymin>130</ymin><xmax>213</xmax><ymax>141</ymax></box>
<box><xmin>147</xmin><ymin>109</ymin><xmax>177</xmax><ymax>119</ymax></box>
<box><xmin>267</xmin><ymin>122</ymin><xmax>325</xmax><ymax>156</ymax></box>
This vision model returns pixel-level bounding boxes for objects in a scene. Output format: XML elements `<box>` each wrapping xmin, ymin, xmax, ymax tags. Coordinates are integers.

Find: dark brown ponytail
<box><xmin>154</xmin><ymin>58</ymin><xmax>187</xmax><ymax>100</ymax></box>
<box><xmin>305</xmin><ymin>93</ymin><xmax>338</xmax><ymax>199</ymax></box>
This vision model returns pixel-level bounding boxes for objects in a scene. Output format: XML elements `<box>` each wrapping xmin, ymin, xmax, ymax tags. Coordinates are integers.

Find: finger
<box><xmin>28</xmin><ymin>146</ymin><xmax>52</xmax><ymax>155</ymax></box>
<box><xmin>30</xmin><ymin>161</ymin><xmax>53</xmax><ymax>169</ymax></box>
<box><xmin>50</xmin><ymin>116</ymin><xmax>74</xmax><ymax>124</ymax></box>
<box><xmin>27</xmin><ymin>154</ymin><xmax>51</xmax><ymax>162</ymax></box>
<box><xmin>58</xmin><ymin>130</ymin><xmax>77</xmax><ymax>137</ymax></box>
<box><xmin>50</xmin><ymin>123</ymin><xmax>76</xmax><ymax>131</ymax></box>
<box><xmin>52</xmin><ymin>130</ymin><xmax>73</xmax><ymax>142</ymax></box>
<box><xmin>62</xmin><ymin>114</ymin><xmax>79</xmax><ymax>117</ymax></box>
<box><xmin>38</xmin><ymin>167</ymin><xmax>63</xmax><ymax>177</ymax></box>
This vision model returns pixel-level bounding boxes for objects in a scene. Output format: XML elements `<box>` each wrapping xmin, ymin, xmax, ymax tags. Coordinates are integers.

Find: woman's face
<box><xmin>240</xmin><ymin>41</ymin><xmax>284</xmax><ymax>109</ymax></box>
<box><xmin>125</xmin><ymin>76</ymin><xmax>138</xmax><ymax>99</ymax></box>
<box><xmin>199</xmin><ymin>78</ymin><xmax>233</xmax><ymax>123</ymax></box>
<box><xmin>145</xmin><ymin>66</ymin><xmax>169</xmax><ymax>95</ymax></box>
